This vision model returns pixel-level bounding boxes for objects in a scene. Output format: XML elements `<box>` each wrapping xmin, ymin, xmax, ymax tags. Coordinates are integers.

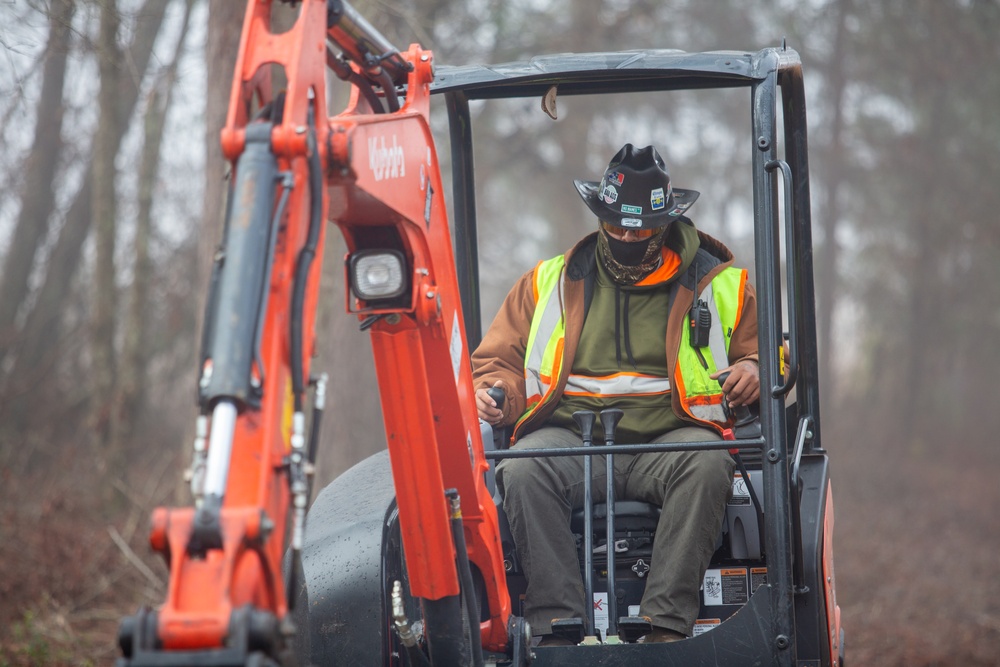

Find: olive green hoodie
<box><xmin>547</xmin><ymin>219</ymin><xmax>701</xmax><ymax>442</ymax></box>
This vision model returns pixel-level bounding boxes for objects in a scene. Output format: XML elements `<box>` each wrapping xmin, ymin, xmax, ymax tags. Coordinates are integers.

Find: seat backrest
<box><xmin>568</xmin><ymin>500</ymin><xmax>660</xmax><ymax>534</ymax></box>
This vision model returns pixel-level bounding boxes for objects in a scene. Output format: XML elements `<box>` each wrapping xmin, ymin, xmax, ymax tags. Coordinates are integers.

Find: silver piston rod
<box><xmin>203</xmin><ymin>400</ymin><xmax>238</xmax><ymax>499</ymax></box>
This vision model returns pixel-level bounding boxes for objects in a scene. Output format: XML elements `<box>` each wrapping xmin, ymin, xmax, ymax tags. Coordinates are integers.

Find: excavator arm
<box><xmin>117</xmin><ymin>1</ymin><xmax>511</xmax><ymax>664</ymax></box>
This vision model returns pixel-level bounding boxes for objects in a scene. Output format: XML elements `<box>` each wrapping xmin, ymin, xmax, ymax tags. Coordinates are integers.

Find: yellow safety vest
<box><xmin>517</xmin><ymin>255</ymin><xmax>746</xmax><ymax>434</ymax></box>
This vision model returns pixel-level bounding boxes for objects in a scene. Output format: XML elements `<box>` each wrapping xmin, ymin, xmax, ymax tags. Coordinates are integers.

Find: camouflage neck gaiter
<box><xmin>597</xmin><ymin>227</ymin><xmax>666</xmax><ymax>285</ymax></box>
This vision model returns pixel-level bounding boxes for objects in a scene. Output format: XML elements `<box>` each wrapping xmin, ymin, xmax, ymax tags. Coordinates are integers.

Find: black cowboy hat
<box><xmin>573</xmin><ymin>143</ymin><xmax>699</xmax><ymax>229</ymax></box>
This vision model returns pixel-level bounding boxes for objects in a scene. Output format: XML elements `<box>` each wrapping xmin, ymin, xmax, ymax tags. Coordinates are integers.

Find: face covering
<box><xmin>597</xmin><ymin>226</ymin><xmax>666</xmax><ymax>284</ymax></box>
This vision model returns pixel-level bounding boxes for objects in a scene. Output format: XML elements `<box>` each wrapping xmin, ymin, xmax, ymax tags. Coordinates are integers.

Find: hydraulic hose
<box><xmin>326</xmin><ymin>46</ymin><xmax>386</xmax><ymax>113</ymax></box>
<box><xmin>448</xmin><ymin>491</ymin><xmax>484</xmax><ymax>667</ymax></box>
<box><xmin>290</xmin><ymin>107</ymin><xmax>323</xmax><ymax>412</ymax></box>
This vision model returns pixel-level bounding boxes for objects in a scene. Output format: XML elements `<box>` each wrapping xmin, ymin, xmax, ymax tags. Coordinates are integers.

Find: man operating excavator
<box><xmin>472</xmin><ymin>143</ymin><xmax>760</xmax><ymax>645</ymax></box>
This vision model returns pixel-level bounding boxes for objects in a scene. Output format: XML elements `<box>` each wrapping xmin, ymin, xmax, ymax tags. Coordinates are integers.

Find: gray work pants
<box><xmin>496</xmin><ymin>425</ymin><xmax>735</xmax><ymax>637</ymax></box>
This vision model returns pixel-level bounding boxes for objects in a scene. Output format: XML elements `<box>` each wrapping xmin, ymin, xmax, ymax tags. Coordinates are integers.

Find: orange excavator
<box><xmin>117</xmin><ymin>1</ymin><xmax>843</xmax><ymax>665</ymax></box>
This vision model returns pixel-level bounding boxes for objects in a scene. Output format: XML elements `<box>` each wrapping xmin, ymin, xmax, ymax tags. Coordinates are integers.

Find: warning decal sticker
<box><xmin>693</xmin><ymin>619</ymin><xmax>721</xmax><ymax>636</ymax></box>
<box><xmin>702</xmin><ymin>567</ymin><xmax>749</xmax><ymax>606</ymax></box>
<box><xmin>728</xmin><ymin>472</ymin><xmax>751</xmax><ymax>506</ymax></box>
<box><xmin>593</xmin><ymin>592</ymin><xmax>608</xmax><ymax>636</ymax></box>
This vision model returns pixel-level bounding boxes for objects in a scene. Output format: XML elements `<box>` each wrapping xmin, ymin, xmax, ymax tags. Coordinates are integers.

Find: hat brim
<box><xmin>573</xmin><ymin>179</ymin><xmax>700</xmax><ymax>228</ymax></box>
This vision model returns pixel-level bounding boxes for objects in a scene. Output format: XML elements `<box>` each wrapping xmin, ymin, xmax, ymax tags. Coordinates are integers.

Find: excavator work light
<box><xmin>349</xmin><ymin>249</ymin><xmax>407</xmax><ymax>300</ymax></box>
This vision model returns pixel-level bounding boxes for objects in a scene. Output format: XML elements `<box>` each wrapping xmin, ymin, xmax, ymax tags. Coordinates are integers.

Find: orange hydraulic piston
<box><xmin>146</xmin><ymin>0</ymin><xmax>511</xmax><ymax>656</ymax></box>
<box><xmin>151</xmin><ymin>0</ymin><xmax>329</xmax><ymax>651</ymax></box>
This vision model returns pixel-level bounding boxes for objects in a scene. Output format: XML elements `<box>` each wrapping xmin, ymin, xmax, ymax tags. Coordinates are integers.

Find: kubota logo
<box><xmin>369</xmin><ymin>135</ymin><xmax>405</xmax><ymax>181</ymax></box>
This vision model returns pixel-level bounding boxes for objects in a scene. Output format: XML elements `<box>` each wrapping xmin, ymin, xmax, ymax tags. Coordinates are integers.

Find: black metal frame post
<box><xmin>445</xmin><ymin>90</ymin><xmax>483</xmax><ymax>349</ymax></box>
<box><xmin>778</xmin><ymin>61</ymin><xmax>823</xmax><ymax>454</ymax></box>
<box><xmin>573</xmin><ymin>411</ymin><xmax>598</xmax><ymax>636</ymax></box>
<box><xmin>750</xmin><ymin>50</ymin><xmax>796</xmax><ymax>666</ymax></box>
<box><xmin>599</xmin><ymin>409</ymin><xmax>624</xmax><ymax>638</ymax></box>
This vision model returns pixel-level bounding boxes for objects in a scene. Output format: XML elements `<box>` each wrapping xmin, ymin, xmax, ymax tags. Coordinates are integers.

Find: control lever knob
<box><xmin>572</xmin><ymin>410</ymin><xmax>596</xmax><ymax>443</ymax></box>
<box><xmin>717</xmin><ymin>372</ymin><xmax>755</xmax><ymax>426</ymax></box>
<box><xmin>486</xmin><ymin>386</ymin><xmax>506</xmax><ymax>411</ymax></box>
<box><xmin>599</xmin><ymin>408</ymin><xmax>624</xmax><ymax>443</ymax></box>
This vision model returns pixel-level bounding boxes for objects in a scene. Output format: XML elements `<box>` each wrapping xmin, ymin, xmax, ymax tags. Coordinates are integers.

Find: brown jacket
<box><xmin>471</xmin><ymin>227</ymin><xmax>758</xmax><ymax>442</ymax></box>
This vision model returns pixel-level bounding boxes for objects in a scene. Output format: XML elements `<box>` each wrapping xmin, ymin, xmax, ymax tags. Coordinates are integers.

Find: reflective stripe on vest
<box><xmin>676</xmin><ymin>267</ymin><xmax>746</xmax><ymax>427</ymax></box>
<box><xmin>564</xmin><ymin>371</ymin><xmax>671</xmax><ymax>398</ymax></box>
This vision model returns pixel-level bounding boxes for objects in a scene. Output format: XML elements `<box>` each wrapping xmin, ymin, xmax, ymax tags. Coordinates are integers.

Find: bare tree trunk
<box><xmin>92</xmin><ymin>0</ymin><xmax>122</xmax><ymax>464</ymax></box>
<box><xmin>8</xmin><ymin>0</ymin><xmax>171</xmax><ymax>400</ymax></box>
<box><xmin>0</xmin><ymin>0</ymin><xmax>75</xmax><ymax>368</ymax></box>
<box><xmin>898</xmin><ymin>93</ymin><xmax>948</xmax><ymax>447</ymax></box>
<box><xmin>816</xmin><ymin>0</ymin><xmax>852</xmax><ymax>394</ymax></box>
<box><xmin>121</xmin><ymin>0</ymin><xmax>195</xmax><ymax>442</ymax></box>
<box><xmin>120</xmin><ymin>91</ymin><xmax>158</xmax><ymax>440</ymax></box>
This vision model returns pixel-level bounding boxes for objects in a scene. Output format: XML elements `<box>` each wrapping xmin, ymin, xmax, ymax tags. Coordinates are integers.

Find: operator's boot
<box><xmin>538</xmin><ymin>618</ymin><xmax>585</xmax><ymax>646</ymax></box>
<box><xmin>641</xmin><ymin>626</ymin><xmax>686</xmax><ymax>643</ymax></box>
<box><xmin>537</xmin><ymin>635</ymin><xmax>576</xmax><ymax>647</ymax></box>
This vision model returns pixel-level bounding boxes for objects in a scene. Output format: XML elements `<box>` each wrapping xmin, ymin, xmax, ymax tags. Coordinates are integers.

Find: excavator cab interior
<box><xmin>428</xmin><ymin>47</ymin><xmax>842</xmax><ymax>665</ymax></box>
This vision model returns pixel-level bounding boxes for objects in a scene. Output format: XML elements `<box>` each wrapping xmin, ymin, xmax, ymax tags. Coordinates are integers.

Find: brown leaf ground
<box><xmin>832</xmin><ymin>435</ymin><xmax>1000</xmax><ymax>666</ymax></box>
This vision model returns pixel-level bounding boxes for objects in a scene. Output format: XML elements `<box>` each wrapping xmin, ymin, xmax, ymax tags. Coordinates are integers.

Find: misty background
<box><xmin>1</xmin><ymin>0</ymin><xmax>998</xmax><ymax>664</ymax></box>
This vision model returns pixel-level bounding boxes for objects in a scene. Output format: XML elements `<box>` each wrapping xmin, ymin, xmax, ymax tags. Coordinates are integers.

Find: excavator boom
<box><xmin>118</xmin><ymin>1</ymin><xmax>510</xmax><ymax>664</ymax></box>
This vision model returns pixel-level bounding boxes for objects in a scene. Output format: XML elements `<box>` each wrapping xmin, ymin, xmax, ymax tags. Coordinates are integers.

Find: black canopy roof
<box><xmin>429</xmin><ymin>49</ymin><xmax>780</xmax><ymax>99</ymax></box>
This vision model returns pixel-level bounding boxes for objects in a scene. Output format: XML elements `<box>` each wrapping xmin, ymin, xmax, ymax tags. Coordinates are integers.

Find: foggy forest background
<box><xmin>1</xmin><ymin>0</ymin><xmax>998</xmax><ymax>665</ymax></box>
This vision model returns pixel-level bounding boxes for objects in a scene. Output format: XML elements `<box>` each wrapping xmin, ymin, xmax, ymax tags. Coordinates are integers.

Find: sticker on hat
<box><xmin>621</xmin><ymin>204</ymin><xmax>642</xmax><ymax>215</ymax></box>
<box><xmin>620</xmin><ymin>218</ymin><xmax>642</xmax><ymax>227</ymax></box>
<box><xmin>607</xmin><ymin>171</ymin><xmax>624</xmax><ymax>186</ymax></box>
<box><xmin>602</xmin><ymin>184</ymin><xmax>619</xmax><ymax>204</ymax></box>
<box><xmin>650</xmin><ymin>188</ymin><xmax>665</xmax><ymax>211</ymax></box>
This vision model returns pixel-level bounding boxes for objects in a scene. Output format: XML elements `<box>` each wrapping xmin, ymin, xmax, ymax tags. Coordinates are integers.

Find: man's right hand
<box><xmin>476</xmin><ymin>381</ymin><xmax>505</xmax><ymax>425</ymax></box>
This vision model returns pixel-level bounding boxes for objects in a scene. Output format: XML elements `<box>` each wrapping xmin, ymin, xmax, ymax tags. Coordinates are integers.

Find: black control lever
<box><xmin>486</xmin><ymin>386</ymin><xmax>505</xmax><ymax>412</ymax></box>
<box><xmin>600</xmin><ymin>408</ymin><xmax>624</xmax><ymax>439</ymax></box>
<box><xmin>717</xmin><ymin>373</ymin><xmax>766</xmax><ymax>558</ymax></box>
<box><xmin>485</xmin><ymin>387</ymin><xmax>507</xmax><ymax>452</ymax></box>
<box><xmin>572</xmin><ymin>410</ymin><xmax>597</xmax><ymax>636</ymax></box>
<box><xmin>599</xmin><ymin>408</ymin><xmax>624</xmax><ymax>636</ymax></box>
<box><xmin>716</xmin><ymin>371</ymin><xmax>757</xmax><ymax>428</ymax></box>
<box><xmin>574</xmin><ymin>411</ymin><xmax>596</xmax><ymax>441</ymax></box>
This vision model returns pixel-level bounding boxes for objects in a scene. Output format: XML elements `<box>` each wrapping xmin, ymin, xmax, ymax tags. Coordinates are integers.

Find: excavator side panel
<box><xmin>292</xmin><ymin>450</ymin><xmax>411</xmax><ymax>666</ymax></box>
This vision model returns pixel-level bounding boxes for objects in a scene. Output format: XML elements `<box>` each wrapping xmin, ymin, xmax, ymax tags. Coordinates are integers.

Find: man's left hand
<box><xmin>710</xmin><ymin>359</ymin><xmax>760</xmax><ymax>407</ymax></box>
